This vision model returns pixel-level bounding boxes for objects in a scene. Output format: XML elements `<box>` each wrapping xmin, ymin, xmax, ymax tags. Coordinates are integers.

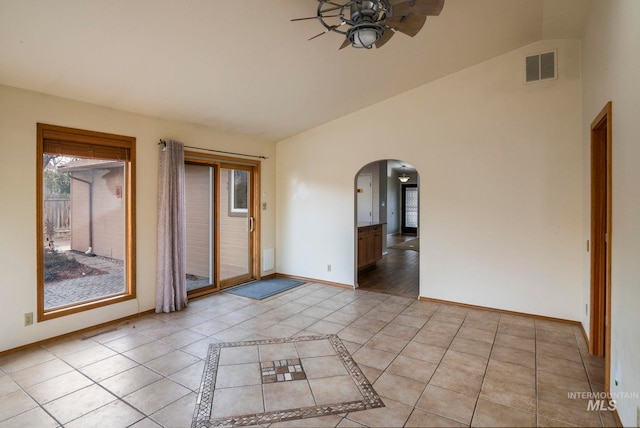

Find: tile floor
<box><xmin>194</xmin><ymin>335</ymin><xmax>383</xmax><ymax>426</ymax></box>
<box><xmin>0</xmin><ymin>283</ymin><xmax>619</xmax><ymax>427</ymax></box>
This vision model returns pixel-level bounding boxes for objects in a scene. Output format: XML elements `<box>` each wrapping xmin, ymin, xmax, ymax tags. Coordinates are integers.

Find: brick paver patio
<box><xmin>44</xmin><ymin>250</ymin><xmax>125</xmax><ymax>308</ymax></box>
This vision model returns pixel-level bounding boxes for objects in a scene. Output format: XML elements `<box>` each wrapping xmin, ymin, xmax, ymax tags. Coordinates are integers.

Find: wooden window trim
<box><xmin>36</xmin><ymin>123</ymin><xmax>136</xmax><ymax>322</ymax></box>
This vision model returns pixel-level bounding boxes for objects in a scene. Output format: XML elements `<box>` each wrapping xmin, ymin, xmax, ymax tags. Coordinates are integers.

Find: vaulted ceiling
<box><xmin>0</xmin><ymin>0</ymin><xmax>589</xmax><ymax>142</ymax></box>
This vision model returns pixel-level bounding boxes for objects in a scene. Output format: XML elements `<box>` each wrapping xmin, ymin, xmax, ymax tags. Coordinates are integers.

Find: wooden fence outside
<box><xmin>44</xmin><ymin>195</ymin><xmax>70</xmax><ymax>236</ymax></box>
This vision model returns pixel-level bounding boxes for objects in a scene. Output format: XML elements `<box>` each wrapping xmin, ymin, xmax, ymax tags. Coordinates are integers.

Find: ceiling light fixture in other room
<box><xmin>399</xmin><ymin>165</ymin><xmax>410</xmax><ymax>183</ymax></box>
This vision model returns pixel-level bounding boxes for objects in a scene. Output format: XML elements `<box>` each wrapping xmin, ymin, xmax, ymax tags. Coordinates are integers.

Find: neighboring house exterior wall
<box><xmin>185</xmin><ymin>164</ymin><xmax>211</xmax><ymax>278</ymax></box>
<box><xmin>70</xmin><ymin>171</ymin><xmax>90</xmax><ymax>252</ymax></box>
<box><xmin>70</xmin><ymin>167</ymin><xmax>125</xmax><ymax>260</ymax></box>
<box><xmin>220</xmin><ymin>168</ymin><xmax>249</xmax><ymax>280</ymax></box>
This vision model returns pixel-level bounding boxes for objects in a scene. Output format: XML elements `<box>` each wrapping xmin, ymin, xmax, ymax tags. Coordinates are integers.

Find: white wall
<box><xmin>277</xmin><ymin>39</ymin><xmax>583</xmax><ymax>321</ymax></box>
<box><xmin>582</xmin><ymin>1</ymin><xmax>640</xmax><ymax>425</ymax></box>
<box><xmin>0</xmin><ymin>85</ymin><xmax>276</xmax><ymax>352</ymax></box>
<box><xmin>377</xmin><ymin>161</ymin><xmax>387</xmax><ymax>226</ymax></box>
<box><xmin>356</xmin><ymin>160</ymin><xmax>388</xmax><ymax>226</ymax></box>
<box><xmin>386</xmin><ymin>167</ymin><xmax>400</xmax><ymax>235</ymax></box>
<box><xmin>356</xmin><ymin>163</ymin><xmax>378</xmax><ymax>224</ymax></box>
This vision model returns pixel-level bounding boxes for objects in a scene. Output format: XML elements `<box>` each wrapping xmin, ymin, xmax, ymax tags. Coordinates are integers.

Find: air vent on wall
<box><xmin>525</xmin><ymin>50</ymin><xmax>557</xmax><ymax>83</ymax></box>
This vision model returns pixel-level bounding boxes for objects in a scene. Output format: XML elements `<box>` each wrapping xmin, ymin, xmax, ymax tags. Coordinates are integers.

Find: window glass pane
<box><xmin>405</xmin><ymin>187</ymin><xmax>418</xmax><ymax>228</ymax></box>
<box><xmin>185</xmin><ymin>164</ymin><xmax>213</xmax><ymax>291</ymax></box>
<box><xmin>43</xmin><ymin>154</ymin><xmax>126</xmax><ymax>310</ymax></box>
<box><xmin>221</xmin><ymin>168</ymin><xmax>250</xmax><ymax>281</ymax></box>
<box><xmin>230</xmin><ymin>169</ymin><xmax>248</xmax><ymax>213</ymax></box>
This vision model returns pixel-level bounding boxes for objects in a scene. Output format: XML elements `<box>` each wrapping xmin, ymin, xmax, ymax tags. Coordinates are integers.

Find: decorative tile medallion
<box><xmin>192</xmin><ymin>334</ymin><xmax>384</xmax><ymax>427</ymax></box>
<box><xmin>261</xmin><ymin>359</ymin><xmax>306</xmax><ymax>383</ymax></box>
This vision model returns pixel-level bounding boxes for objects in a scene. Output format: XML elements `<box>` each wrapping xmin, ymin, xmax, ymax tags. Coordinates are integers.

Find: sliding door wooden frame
<box><xmin>184</xmin><ymin>151</ymin><xmax>261</xmax><ymax>296</ymax></box>
<box><xmin>184</xmin><ymin>161</ymin><xmax>219</xmax><ymax>298</ymax></box>
<box><xmin>218</xmin><ymin>162</ymin><xmax>259</xmax><ymax>289</ymax></box>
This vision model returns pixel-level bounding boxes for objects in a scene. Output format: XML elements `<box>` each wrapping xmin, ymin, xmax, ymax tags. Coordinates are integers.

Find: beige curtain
<box><xmin>156</xmin><ymin>140</ymin><xmax>188</xmax><ymax>312</ymax></box>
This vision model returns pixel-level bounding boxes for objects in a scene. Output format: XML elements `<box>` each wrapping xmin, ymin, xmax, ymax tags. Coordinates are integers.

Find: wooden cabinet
<box><xmin>358</xmin><ymin>224</ymin><xmax>383</xmax><ymax>270</ymax></box>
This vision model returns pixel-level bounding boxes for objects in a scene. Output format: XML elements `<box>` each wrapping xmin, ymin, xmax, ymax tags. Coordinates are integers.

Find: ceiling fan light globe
<box><xmin>353</xmin><ymin>28</ymin><xmax>378</xmax><ymax>47</ymax></box>
<box><xmin>347</xmin><ymin>23</ymin><xmax>384</xmax><ymax>48</ymax></box>
<box><xmin>301</xmin><ymin>0</ymin><xmax>439</xmax><ymax>49</ymax></box>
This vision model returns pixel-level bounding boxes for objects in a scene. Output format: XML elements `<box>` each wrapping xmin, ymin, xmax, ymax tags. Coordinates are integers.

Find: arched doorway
<box><xmin>354</xmin><ymin>160</ymin><xmax>419</xmax><ymax>298</ymax></box>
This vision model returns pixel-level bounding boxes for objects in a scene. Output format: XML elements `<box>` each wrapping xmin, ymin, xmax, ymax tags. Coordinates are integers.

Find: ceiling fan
<box><xmin>292</xmin><ymin>0</ymin><xmax>444</xmax><ymax>49</ymax></box>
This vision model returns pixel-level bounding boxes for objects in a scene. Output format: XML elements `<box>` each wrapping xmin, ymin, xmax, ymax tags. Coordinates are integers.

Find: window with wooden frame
<box><xmin>36</xmin><ymin>123</ymin><xmax>136</xmax><ymax>321</ymax></box>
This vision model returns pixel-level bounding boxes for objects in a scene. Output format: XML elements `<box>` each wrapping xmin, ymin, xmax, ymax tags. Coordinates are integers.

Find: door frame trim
<box><xmin>589</xmin><ymin>101</ymin><xmax>612</xmax><ymax>393</ymax></box>
<box><xmin>184</xmin><ymin>151</ymin><xmax>261</xmax><ymax>297</ymax></box>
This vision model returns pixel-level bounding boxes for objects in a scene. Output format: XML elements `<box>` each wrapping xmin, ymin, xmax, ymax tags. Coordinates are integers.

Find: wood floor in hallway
<box><xmin>357</xmin><ymin>234</ymin><xmax>419</xmax><ymax>299</ymax></box>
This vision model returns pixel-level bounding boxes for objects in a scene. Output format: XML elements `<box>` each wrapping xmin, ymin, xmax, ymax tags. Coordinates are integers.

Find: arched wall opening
<box><xmin>354</xmin><ymin>159</ymin><xmax>420</xmax><ymax>298</ymax></box>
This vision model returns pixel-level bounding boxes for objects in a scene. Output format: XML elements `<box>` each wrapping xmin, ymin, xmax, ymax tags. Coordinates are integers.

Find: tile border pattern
<box><xmin>192</xmin><ymin>334</ymin><xmax>384</xmax><ymax>427</ymax></box>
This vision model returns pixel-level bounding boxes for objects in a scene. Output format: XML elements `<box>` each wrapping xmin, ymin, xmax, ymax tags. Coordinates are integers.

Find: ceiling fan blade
<box><xmin>317</xmin><ymin>0</ymin><xmax>344</xmax><ymax>7</ymax></box>
<box><xmin>375</xmin><ymin>28</ymin><xmax>395</xmax><ymax>48</ymax></box>
<box><xmin>339</xmin><ymin>38</ymin><xmax>351</xmax><ymax>49</ymax></box>
<box><xmin>385</xmin><ymin>13</ymin><xmax>426</xmax><ymax>37</ymax></box>
<box><xmin>318</xmin><ymin>4</ymin><xmax>345</xmax><ymax>13</ymax></box>
<box><xmin>423</xmin><ymin>0</ymin><xmax>445</xmax><ymax>16</ymax></box>
<box><xmin>291</xmin><ymin>14</ymin><xmax>339</xmax><ymax>22</ymax></box>
<box><xmin>389</xmin><ymin>0</ymin><xmax>444</xmax><ymax>17</ymax></box>
<box><xmin>308</xmin><ymin>31</ymin><xmax>327</xmax><ymax>41</ymax></box>
<box><xmin>308</xmin><ymin>25</ymin><xmax>339</xmax><ymax>41</ymax></box>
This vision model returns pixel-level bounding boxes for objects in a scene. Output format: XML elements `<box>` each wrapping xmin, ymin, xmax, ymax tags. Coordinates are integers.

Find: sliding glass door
<box><xmin>184</xmin><ymin>159</ymin><xmax>258</xmax><ymax>295</ymax></box>
<box><xmin>220</xmin><ymin>167</ymin><xmax>252</xmax><ymax>286</ymax></box>
<box><xmin>185</xmin><ymin>164</ymin><xmax>214</xmax><ymax>292</ymax></box>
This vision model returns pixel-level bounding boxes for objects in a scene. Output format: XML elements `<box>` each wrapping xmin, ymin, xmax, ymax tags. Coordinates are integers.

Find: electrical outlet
<box><xmin>327</xmin><ymin>264</ymin><xmax>331</xmax><ymax>272</ymax></box>
<box><xmin>24</xmin><ymin>312</ymin><xmax>33</xmax><ymax>326</ymax></box>
<box><xmin>262</xmin><ymin>202</ymin><xmax>267</xmax><ymax>210</ymax></box>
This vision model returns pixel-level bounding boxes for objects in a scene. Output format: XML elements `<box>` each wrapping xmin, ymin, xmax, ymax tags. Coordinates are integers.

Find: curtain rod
<box><xmin>158</xmin><ymin>140</ymin><xmax>268</xmax><ymax>160</ymax></box>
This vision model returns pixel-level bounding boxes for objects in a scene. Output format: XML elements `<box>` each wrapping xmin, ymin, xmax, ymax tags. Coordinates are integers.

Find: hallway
<box><xmin>357</xmin><ymin>234</ymin><xmax>419</xmax><ymax>299</ymax></box>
